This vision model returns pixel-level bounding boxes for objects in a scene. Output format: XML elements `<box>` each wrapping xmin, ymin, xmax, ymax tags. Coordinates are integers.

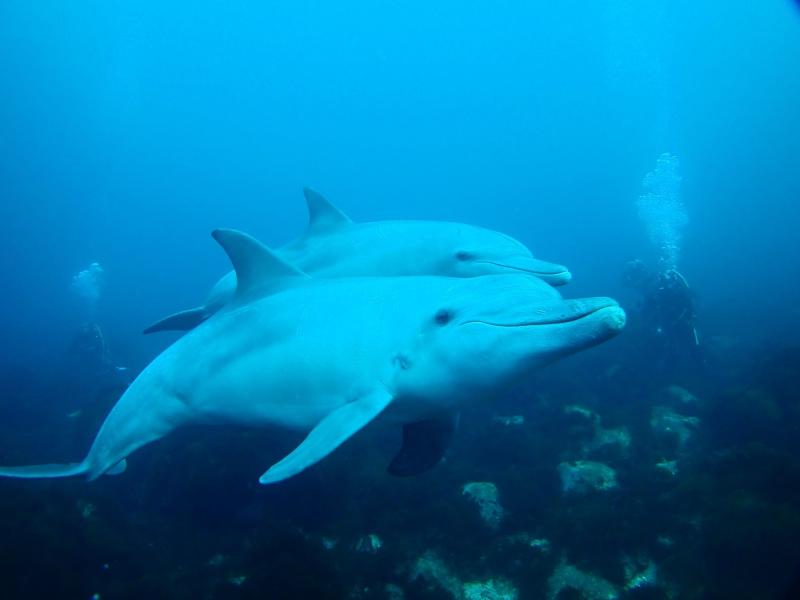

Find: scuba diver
<box><xmin>64</xmin><ymin>322</ymin><xmax>129</xmax><ymax>410</ymax></box>
<box><xmin>62</xmin><ymin>322</ymin><xmax>131</xmax><ymax>453</ymax></box>
<box><xmin>622</xmin><ymin>259</ymin><xmax>702</xmax><ymax>376</ymax></box>
<box><xmin>69</xmin><ymin>322</ymin><xmax>127</xmax><ymax>380</ymax></box>
<box><xmin>67</xmin><ymin>262</ymin><xmax>129</xmax><ymax>391</ymax></box>
<box><xmin>651</xmin><ymin>269</ymin><xmax>699</xmax><ymax>348</ymax></box>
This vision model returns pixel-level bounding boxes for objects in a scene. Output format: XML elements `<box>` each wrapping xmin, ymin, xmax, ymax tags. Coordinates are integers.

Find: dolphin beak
<box><xmin>527</xmin><ymin>297</ymin><xmax>620</xmax><ymax>325</ymax></box>
<box><xmin>465</xmin><ymin>297</ymin><xmax>623</xmax><ymax>329</ymax></box>
<box><xmin>540</xmin><ymin>298</ymin><xmax>627</xmax><ymax>350</ymax></box>
<box><xmin>480</xmin><ymin>257</ymin><xmax>572</xmax><ymax>286</ymax></box>
<box><xmin>460</xmin><ymin>296</ymin><xmax>625</xmax><ymax>360</ymax></box>
<box><xmin>518</xmin><ymin>297</ymin><xmax>626</xmax><ymax>351</ymax></box>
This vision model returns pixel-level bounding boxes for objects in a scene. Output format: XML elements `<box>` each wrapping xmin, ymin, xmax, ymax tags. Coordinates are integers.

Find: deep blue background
<box><xmin>1</xmin><ymin>0</ymin><xmax>798</xmax><ymax>368</ymax></box>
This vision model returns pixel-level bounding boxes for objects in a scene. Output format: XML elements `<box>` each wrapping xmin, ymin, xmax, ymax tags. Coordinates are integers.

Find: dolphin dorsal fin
<box><xmin>212</xmin><ymin>229</ymin><xmax>308</xmax><ymax>299</ymax></box>
<box><xmin>303</xmin><ymin>188</ymin><xmax>352</xmax><ymax>237</ymax></box>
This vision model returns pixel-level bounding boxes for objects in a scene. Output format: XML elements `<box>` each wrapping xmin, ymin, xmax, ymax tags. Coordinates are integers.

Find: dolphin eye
<box><xmin>434</xmin><ymin>309</ymin><xmax>453</xmax><ymax>325</ymax></box>
<box><xmin>455</xmin><ymin>251</ymin><xmax>473</xmax><ymax>261</ymax></box>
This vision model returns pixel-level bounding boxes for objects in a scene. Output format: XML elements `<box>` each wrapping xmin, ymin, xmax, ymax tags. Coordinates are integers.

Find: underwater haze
<box><xmin>1</xmin><ymin>1</ymin><xmax>800</xmax><ymax>598</ymax></box>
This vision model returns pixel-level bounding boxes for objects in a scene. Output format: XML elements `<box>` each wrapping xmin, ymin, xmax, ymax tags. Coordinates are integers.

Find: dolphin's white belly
<box><xmin>168</xmin><ymin>308</ymin><xmax>391</xmax><ymax>432</ymax></box>
<box><xmin>194</xmin><ymin>351</ymin><xmax>356</xmax><ymax>430</ymax></box>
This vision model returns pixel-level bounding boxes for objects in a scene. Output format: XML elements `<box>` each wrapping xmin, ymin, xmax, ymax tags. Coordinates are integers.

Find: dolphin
<box><xmin>0</xmin><ymin>230</ymin><xmax>622</xmax><ymax>484</ymax></box>
<box><xmin>142</xmin><ymin>189</ymin><xmax>571</xmax><ymax>334</ymax></box>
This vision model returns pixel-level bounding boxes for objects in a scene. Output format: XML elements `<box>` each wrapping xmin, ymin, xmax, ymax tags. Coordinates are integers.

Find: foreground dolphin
<box><xmin>0</xmin><ymin>230</ymin><xmax>622</xmax><ymax>484</ymax></box>
<box><xmin>143</xmin><ymin>189</ymin><xmax>571</xmax><ymax>334</ymax></box>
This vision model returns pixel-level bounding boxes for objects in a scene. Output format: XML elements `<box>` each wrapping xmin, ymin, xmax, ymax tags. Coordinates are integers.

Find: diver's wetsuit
<box><xmin>624</xmin><ymin>262</ymin><xmax>703</xmax><ymax>378</ymax></box>
<box><xmin>648</xmin><ymin>270</ymin><xmax>700</xmax><ymax>352</ymax></box>
<box><xmin>66</xmin><ymin>322</ymin><xmax>130</xmax><ymax>399</ymax></box>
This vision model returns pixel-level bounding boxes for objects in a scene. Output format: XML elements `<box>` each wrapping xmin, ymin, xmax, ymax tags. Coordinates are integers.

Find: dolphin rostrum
<box><xmin>142</xmin><ymin>189</ymin><xmax>571</xmax><ymax>334</ymax></box>
<box><xmin>0</xmin><ymin>230</ymin><xmax>622</xmax><ymax>484</ymax></box>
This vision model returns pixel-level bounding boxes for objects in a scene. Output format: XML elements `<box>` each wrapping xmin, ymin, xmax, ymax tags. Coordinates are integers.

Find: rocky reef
<box><xmin>1</xmin><ymin>343</ymin><xmax>800</xmax><ymax>599</ymax></box>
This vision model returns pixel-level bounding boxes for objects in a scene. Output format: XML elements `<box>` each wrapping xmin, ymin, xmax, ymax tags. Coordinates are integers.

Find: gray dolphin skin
<box><xmin>142</xmin><ymin>189</ymin><xmax>571</xmax><ymax>334</ymax></box>
<box><xmin>0</xmin><ymin>230</ymin><xmax>623</xmax><ymax>484</ymax></box>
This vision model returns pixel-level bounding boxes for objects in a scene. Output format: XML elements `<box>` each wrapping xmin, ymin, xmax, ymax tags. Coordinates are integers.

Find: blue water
<box><xmin>1</xmin><ymin>1</ymin><xmax>800</xmax><ymax>598</ymax></box>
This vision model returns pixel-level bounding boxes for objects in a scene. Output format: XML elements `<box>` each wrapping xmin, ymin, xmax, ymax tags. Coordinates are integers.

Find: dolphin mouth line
<box><xmin>476</xmin><ymin>260</ymin><xmax>568</xmax><ymax>277</ymax></box>
<box><xmin>462</xmin><ymin>304</ymin><xmax>618</xmax><ymax>328</ymax></box>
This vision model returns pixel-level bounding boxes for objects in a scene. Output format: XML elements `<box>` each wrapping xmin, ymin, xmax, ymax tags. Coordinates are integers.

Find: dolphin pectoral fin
<box><xmin>303</xmin><ymin>188</ymin><xmax>352</xmax><ymax>237</ymax></box>
<box><xmin>143</xmin><ymin>307</ymin><xmax>208</xmax><ymax>334</ymax></box>
<box><xmin>0</xmin><ymin>462</ymin><xmax>88</xmax><ymax>479</ymax></box>
<box><xmin>259</xmin><ymin>389</ymin><xmax>393</xmax><ymax>485</ymax></box>
<box><xmin>387</xmin><ymin>412</ymin><xmax>460</xmax><ymax>477</ymax></box>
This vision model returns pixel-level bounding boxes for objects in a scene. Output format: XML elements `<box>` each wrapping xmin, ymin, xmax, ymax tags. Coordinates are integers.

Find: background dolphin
<box><xmin>142</xmin><ymin>189</ymin><xmax>571</xmax><ymax>334</ymax></box>
<box><xmin>0</xmin><ymin>230</ymin><xmax>621</xmax><ymax>484</ymax></box>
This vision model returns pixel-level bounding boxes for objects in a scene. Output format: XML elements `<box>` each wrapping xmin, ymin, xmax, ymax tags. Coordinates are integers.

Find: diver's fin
<box><xmin>142</xmin><ymin>307</ymin><xmax>208</xmax><ymax>334</ymax></box>
<box><xmin>303</xmin><ymin>188</ymin><xmax>352</xmax><ymax>237</ymax></box>
<box><xmin>387</xmin><ymin>412</ymin><xmax>459</xmax><ymax>477</ymax></box>
<box><xmin>259</xmin><ymin>389</ymin><xmax>393</xmax><ymax>484</ymax></box>
<box><xmin>211</xmin><ymin>229</ymin><xmax>308</xmax><ymax>300</ymax></box>
<box><xmin>0</xmin><ymin>462</ymin><xmax>88</xmax><ymax>479</ymax></box>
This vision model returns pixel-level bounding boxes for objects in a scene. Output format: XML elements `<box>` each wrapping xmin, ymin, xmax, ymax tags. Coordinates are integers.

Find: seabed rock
<box><xmin>582</xmin><ymin>425</ymin><xmax>631</xmax><ymax>456</ymax></box>
<box><xmin>547</xmin><ymin>560</ymin><xmax>619</xmax><ymax>600</ymax></box>
<box><xmin>558</xmin><ymin>460</ymin><xmax>618</xmax><ymax>495</ymax></box>
<box><xmin>564</xmin><ymin>405</ymin><xmax>631</xmax><ymax>457</ymax></box>
<box><xmin>410</xmin><ymin>551</ymin><xmax>464</xmax><ymax>599</ymax></box>
<box><xmin>505</xmin><ymin>533</ymin><xmax>552</xmax><ymax>554</ymax></box>
<box><xmin>77</xmin><ymin>500</ymin><xmax>96</xmax><ymax>520</ymax></box>
<box><xmin>666</xmin><ymin>385</ymin><xmax>699</xmax><ymax>405</ymax></box>
<box><xmin>353</xmin><ymin>533</ymin><xmax>383</xmax><ymax>554</ymax></box>
<box><xmin>207</xmin><ymin>553</ymin><xmax>228</xmax><ymax>567</ymax></box>
<box><xmin>462</xmin><ymin>482</ymin><xmax>504</xmax><ymax>529</ymax></box>
<box><xmin>623</xmin><ymin>556</ymin><xmax>658</xmax><ymax>591</ymax></box>
<box><xmin>385</xmin><ymin>583</ymin><xmax>405</xmax><ymax>600</ymax></box>
<box><xmin>321</xmin><ymin>537</ymin><xmax>339</xmax><ymax>551</ymax></box>
<box><xmin>528</xmin><ymin>538</ymin><xmax>551</xmax><ymax>553</ymax></box>
<box><xmin>564</xmin><ymin>405</ymin><xmax>599</xmax><ymax>423</ymax></box>
<box><xmin>410</xmin><ymin>551</ymin><xmax>519</xmax><ymax>600</ymax></box>
<box><xmin>656</xmin><ymin>535</ymin><xmax>674</xmax><ymax>548</ymax></box>
<box><xmin>650</xmin><ymin>406</ymin><xmax>699</xmax><ymax>449</ymax></box>
<box><xmin>463</xmin><ymin>578</ymin><xmax>518</xmax><ymax>600</ymax></box>
<box><xmin>492</xmin><ymin>415</ymin><xmax>525</xmax><ymax>427</ymax></box>
<box><xmin>655</xmin><ymin>458</ymin><xmax>678</xmax><ymax>477</ymax></box>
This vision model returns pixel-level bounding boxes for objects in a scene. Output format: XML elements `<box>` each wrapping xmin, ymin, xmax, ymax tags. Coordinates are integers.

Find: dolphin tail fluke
<box><xmin>143</xmin><ymin>307</ymin><xmax>208</xmax><ymax>334</ymax></box>
<box><xmin>0</xmin><ymin>462</ymin><xmax>88</xmax><ymax>479</ymax></box>
<box><xmin>0</xmin><ymin>458</ymin><xmax>126</xmax><ymax>480</ymax></box>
